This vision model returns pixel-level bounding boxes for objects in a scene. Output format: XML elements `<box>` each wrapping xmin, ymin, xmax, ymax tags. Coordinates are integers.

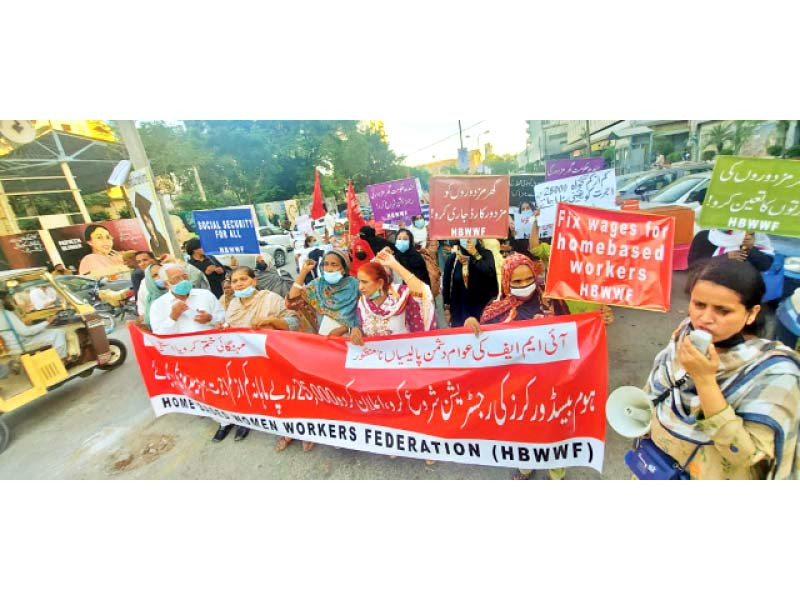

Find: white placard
<box><xmin>534</xmin><ymin>168</ymin><xmax>617</xmax><ymax>228</ymax></box>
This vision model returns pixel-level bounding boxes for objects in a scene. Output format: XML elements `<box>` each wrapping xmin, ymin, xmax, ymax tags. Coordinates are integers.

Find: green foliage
<box><xmin>787</xmin><ymin>145</ymin><xmax>800</xmax><ymax>158</ymax></box>
<box><xmin>117</xmin><ymin>208</ymin><xmax>132</xmax><ymax>219</ymax></box>
<box><xmin>139</xmin><ymin>121</ymin><xmax>407</xmax><ymax>209</ymax></box>
<box><xmin>731</xmin><ymin>120</ymin><xmax>762</xmax><ymax>154</ymax></box>
<box><xmin>482</xmin><ymin>153</ymin><xmax>517</xmax><ymax>175</ymax></box>
<box><xmin>767</xmin><ymin>145</ymin><xmax>784</xmax><ymax>157</ymax></box>
<box><xmin>602</xmin><ymin>148</ymin><xmax>615</xmax><ymax>163</ymax></box>
<box><xmin>719</xmin><ymin>148</ymin><xmax>734</xmax><ymax>155</ymax></box>
<box><xmin>701</xmin><ymin>150</ymin><xmax>717</xmax><ymax>161</ymax></box>
<box><xmin>654</xmin><ymin>139</ymin><xmax>675</xmax><ymax>158</ymax></box>
<box><xmin>704</xmin><ymin>123</ymin><xmax>733</xmax><ymax>154</ymax></box>
<box><xmin>666</xmin><ymin>152</ymin><xmax>682</xmax><ymax>163</ymax></box>
<box><xmin>90</xmin><ymin>210</ymin><xmax>111</xmax><ymax>221</ymax></box>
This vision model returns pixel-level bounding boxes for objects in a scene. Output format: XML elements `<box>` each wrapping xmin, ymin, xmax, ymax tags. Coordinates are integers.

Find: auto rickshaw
<box><xmin>0</xmin><ymin>268</ymin><xmax>127</xmax><ymax>453</ymax></box>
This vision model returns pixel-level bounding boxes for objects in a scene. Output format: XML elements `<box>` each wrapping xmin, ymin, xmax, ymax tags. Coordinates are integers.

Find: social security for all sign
<box><xmin>192</xmin><ymin>206</ymin><xmax>260</xmax><ymax>255</ymax></box>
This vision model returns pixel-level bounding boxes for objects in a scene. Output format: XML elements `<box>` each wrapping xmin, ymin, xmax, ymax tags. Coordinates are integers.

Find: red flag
<box><xmin>310</xmin><ymin>169</ymin><xmax>325</xmax><ymax>220</ymax></box>
<box><xmin>346</xmin><ymin>179</ymin><xmax>366</xmax><ymax>237</ymax></box>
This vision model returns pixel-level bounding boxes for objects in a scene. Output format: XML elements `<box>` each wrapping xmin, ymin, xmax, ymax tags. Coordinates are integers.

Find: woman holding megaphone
<box><xmin>632</xmin><ymin>259</ymin><xmax>800</xmax><ymax>479</ymax></box>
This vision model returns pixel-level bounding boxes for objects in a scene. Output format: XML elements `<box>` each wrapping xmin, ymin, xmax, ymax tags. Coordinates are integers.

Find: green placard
<box><xmin>698</xmin><ymin>156</ymin><xmax>800</xmax><ymax>238</ymax></box>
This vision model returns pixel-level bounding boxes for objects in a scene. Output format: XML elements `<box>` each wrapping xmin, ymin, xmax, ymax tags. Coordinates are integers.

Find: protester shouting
<box><xmin>643</xmin><ymin>259</ymin><xmax>799</xmax><ymax>479</ymax></box>
<box><xmin>283</xmin><ymin>248</ymin><xmax>360</xmax><ymax>452</ymax></box>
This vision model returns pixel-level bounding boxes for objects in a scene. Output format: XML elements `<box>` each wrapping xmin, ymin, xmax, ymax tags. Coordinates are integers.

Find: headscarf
<box><xmin>359</xmin><ymin>225</ymin><xmax>392</xmax><ymax>255</ymax></box>
<box><xmin>357</xmin><ymin>282</ymin><xmax>433</xmax><ymax>334</ymax></box>
<box><xmin>479</xmin><ymin>253</ymin><xmax>546</xmax><ymax>324</ymax></box>
<box><xmin>304</xmin><ymin>249</ymin><xmax>360</xmax><ymax>329</ymax></box>
<box><xmin>142</xmin><ymin>263</ymin><xmax>166</xmax><ymax>326</ymax></box>
<box><xmin>350</xmin><ymin>237</ymin><xmax>375</xmax><ymax>276</ymax></box>
<box><xmin>393</xmin><ymin>229</ymin><xmax>430</xmax><ymax>286</ymax></box>
<box><xmin>649</xmin><ymin>318</ymin><xmax>800</xmax><ymax>479</ymax></box>
<box><xmin>708</xmin><ymin>229</ymin><xmax>774</xmax><ymax>256</ymax></box>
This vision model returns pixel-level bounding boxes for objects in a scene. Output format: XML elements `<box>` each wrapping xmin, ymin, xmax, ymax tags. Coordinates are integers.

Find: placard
<box><xmin>367</xmin><ymin>177</ymin><xmax>423</xmax><ymax>224</ymax></box>
<box><xmin>192</xmin><ymin>206</ymin><xmax>260</xmax><ymax>255</ymax></box>
<box><xmin>428</xmin><ymin>176</ymin><xmax>510</xmax><ymax>240</ymax></box>
<box><xmin>546</xmin><ymin>204</ymin><xmax>674</xmax><ymax>311</ymax></box>
<box><xmin>546</xmin><ymin>158</ymin><xmax>606</xmax><ymax>181</ymax></box>
<box><xmin>534</xmin><ymin>168</ymin><xmax>617</xmax><ymax>229</ymax></box>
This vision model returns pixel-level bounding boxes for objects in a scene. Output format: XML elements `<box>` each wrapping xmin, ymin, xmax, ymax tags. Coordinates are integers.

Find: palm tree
<box><xmin>704</xmin><ymin>122</ymin><xmax>733</xmax><ymax>154</ymax></box>
<box><xmin>732</xmin><ymin>120</ymin><xmax>762</xmax><ymax>154</ymax></box>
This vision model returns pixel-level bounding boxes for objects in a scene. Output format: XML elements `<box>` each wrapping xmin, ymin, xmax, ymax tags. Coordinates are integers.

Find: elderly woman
<box><xmin>78</xmin><ymin>224</ymin><xmax>128</xmax><ymax>278</ymax></box>
<box><xmin>465</xmin><ymin>253</ymin><xmax>571</xmax><ymax>480</ymax></box>
<box><xmin>222</xmin><ymin>266</ymin><xmax>305</xmax><ymax>442</ymax></box>
<box><xmin>283</xmin><ymin>249</ymin><xmax>360</xmax><ymax>452</ymax></box>
<box><xmin>137</xmin><ymin>263</ymin><xmax>167</xmax><ymax>328</ymax></box>
<box><xmin>287</xmin><ymin>249</ymin><xmax>359</xmax><ymax>337</ymax></box>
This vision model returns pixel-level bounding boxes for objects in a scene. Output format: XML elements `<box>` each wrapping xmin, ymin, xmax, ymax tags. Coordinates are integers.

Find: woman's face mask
<box><xmin>323</xmin><ymin>271</ymin><xmax>344</xmax><ymax>285</ymax></box>
<box><xmin>233</xmin><ymin>286</ymin><xmax>256</xmax><ymax>299</ymax></box>
<box><xmin>414</xmin><ymin>219</ymin><xmax>425</xmax><ymax>229</ymax></box>
<box><xmin>509</xmin><ymin>282</ymin><xmax>537</xmax><ymax>298</ymax></box>
<box><xmin>355</xmin><ymin>250</ymin><xmax>367</xmax><ymax>260</ymax></box>
<box><xmin>395</xmin><ymin>239</ymin><xmax>410</xmax><ymax>253</ymax></box>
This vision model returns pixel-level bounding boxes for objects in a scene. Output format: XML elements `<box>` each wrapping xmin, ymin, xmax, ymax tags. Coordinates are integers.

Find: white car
<box><xmin>639</xmin><ymin>173</ymin><xmax>710</xmax><ymax>228</ymax></box>
<box><xmin>257</xmin><ymin>225</ymin><xmax>293</xmax><ymax>250</ymax></box>
<box><xmin>217</xmin><ymin>242</ymin><xmax>290</xmax><ymax>269</ymax></box>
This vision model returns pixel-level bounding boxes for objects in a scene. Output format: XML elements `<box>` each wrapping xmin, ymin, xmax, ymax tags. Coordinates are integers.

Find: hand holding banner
<box><xmin>129</xmin><ymin>312</ymin><xmax>608</xmax><ymax>472</ymax></box>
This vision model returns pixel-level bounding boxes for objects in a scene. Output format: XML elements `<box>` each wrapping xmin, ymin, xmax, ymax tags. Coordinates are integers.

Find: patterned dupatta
<box><xmin>649</xmin><ymin>318</ymin><xmax>800</xmax><ymax>479</ymax></box>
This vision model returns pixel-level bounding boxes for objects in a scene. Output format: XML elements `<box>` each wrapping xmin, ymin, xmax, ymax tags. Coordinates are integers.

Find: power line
<box><xmin>402</xmin><ymin>121</ymin><xmax>487</xmax><ymax>159</ymax></box>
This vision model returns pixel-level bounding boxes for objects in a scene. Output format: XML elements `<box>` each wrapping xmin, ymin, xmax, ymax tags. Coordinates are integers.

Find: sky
<box><xmin>382</xmin><ymin>120</ymin><xmax>528</xmax><ymax>166</ymax></box>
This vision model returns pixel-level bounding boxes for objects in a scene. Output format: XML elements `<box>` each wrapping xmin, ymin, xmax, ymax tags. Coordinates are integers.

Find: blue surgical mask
<box><xmin>183</xmin><ymin>254</ymin><xmax>191</xmax><ymax>262</ymax></box>
<box><xmin>460</xmin><ymin>239</ymin><xmax>474</xmax><ymax>247</ymax></box>
<box><xmin>334</xmin><ymin>231</ymin><xmax>342</xmax><ymax>238</ymax></box>
<box><xmin>368</xmin><ymin>288</ymin><xmax>382</xmax><ymax>300</ymax></box>
<box><xmin>395</xmin><ymin>239</ymin><xmax>410</xmax><ymax>253</ymax></box>
<box><xmin>414</xmin><ymin>219</ymin><xmax>425</xmax><ymax>229</ymax></box>
<box><xmin>312</xmin><ymin>240</ymin><xmax>320</xmax><ymax>247</ymax></box>
<box><xmin>323</xmin><ymin>271</ymin><xmax>343</xmax><ymax>285</ymax></box>
<box><xmin>171</xmin><ymin>280</ymin><xmax>192</xmax><ymax>296</ymax></box>
<box><xmin>155</xmin><ymin>280</ymin><xmax>166</xmax><ymax>289</ymax></box>
<box><xmin>234</xmin><ymin>287</ymin><xmax>256</xmax><ymax>299</ymax></box>
<box><xmin>521</xmin><ymin>209</ymin><xmax>533</xmax><ymax>218</ymax></box>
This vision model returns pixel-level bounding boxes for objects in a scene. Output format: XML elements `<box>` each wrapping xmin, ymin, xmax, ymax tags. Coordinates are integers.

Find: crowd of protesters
<box><xmin>128</xmin><ymin>207</ymin><xmax>799</xmax><ymax>480</ymax></box>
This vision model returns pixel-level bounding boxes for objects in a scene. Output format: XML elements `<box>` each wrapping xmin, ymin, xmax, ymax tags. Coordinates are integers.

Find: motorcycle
<box><xmin>89</xmin><ymin>278</ymin><xmax>137</xmax><ymax>334</ymax></box>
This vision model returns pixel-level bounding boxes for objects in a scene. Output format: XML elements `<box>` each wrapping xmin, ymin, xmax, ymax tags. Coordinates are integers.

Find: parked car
<box><xmin>257</xmin><ymin>225</ymin><xmax>293</xmax><ymax>250</ymax></box>
<box><xmin>618</xmin><ymin>163</ymin><xmax>713</xmax><ymax>202</ymax></box>
<box><xmin>639</xmin><ymin>173</ymin><xmax>710</xmax><ymax>211</ymax></box>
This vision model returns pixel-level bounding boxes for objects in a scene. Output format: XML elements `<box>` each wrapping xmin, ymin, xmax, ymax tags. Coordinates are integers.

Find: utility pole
<box><xmin>116</xmin><ymin>120</ymin><xmax>181</xmax><ymax>256</ymax></box>
<box><xmin>192</xmin><ymin>165</ymin><xmax>208</xmax><ymax>202</ymax></box>
<box><xmin>585</xmin><ymin>120</ymin><xmax>592</xmax><ymax>158</ymax></box>
<box><xmin>458</xmin><ymin>120</ymin><xmax>464</xmax><ymax>149</ymax></box>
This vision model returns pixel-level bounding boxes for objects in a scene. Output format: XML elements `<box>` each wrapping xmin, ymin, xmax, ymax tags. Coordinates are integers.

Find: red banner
<box><xmin>428</xmin><ymin>176</ymin><xmax>510</xmax><ymax>240</ymax></box>
<box><xmin>546</xmin><ymin>204</ymin><xmax>674</xmax><ymax>311</ymax></box>
<box><xmin>129</xmin><ymin>312</ymin><xmax>609</xmax><ymax>472</ymax></box>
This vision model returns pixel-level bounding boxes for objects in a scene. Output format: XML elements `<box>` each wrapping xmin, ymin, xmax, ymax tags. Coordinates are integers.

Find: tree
<box><xmin>654</xmin><ymin>138</ymin><xmax>675</xmax><ymax>158</ymax></box>
<box><xmin>731</xmin><ymin>120</ymin><xmax>761</xmax><ymax>154</ymax></box>
<box><xmin>484</xmin><ymin>153</ymin><xmax>518</xmax><ymax>174</ymax></box>
<box><xmin>704</xmin><ymin>123</ymin><xmax>733</xmax><ymax>154</ymax></box>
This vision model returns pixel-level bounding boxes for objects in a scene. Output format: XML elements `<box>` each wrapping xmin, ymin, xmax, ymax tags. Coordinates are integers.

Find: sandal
<box><xmin>275</xmin><ymin>437</ymin><xmax>293</xmax><ymax>452</ymax></box>
<box><xmin>302</xmin><ymin>442</ymin><xmax>315</xmax><ymax>452</ymax></box>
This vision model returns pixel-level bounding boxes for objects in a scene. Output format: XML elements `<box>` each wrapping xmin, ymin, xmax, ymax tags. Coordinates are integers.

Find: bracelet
<box><xmin>292</xmin><ymin>282</ymin><xmax>304</xmax><ymax>290</ymax></box>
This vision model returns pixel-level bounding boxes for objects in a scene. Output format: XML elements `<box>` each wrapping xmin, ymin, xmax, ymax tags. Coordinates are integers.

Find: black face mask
<box><xmin>355</xmin><ymin>251</ymin><xmax>367</xmax><ymax>260</ymax></box>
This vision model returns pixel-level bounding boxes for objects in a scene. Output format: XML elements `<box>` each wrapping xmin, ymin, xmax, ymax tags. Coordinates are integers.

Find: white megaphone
<box><xmin>606</xmin><ymin>386</ymin><xmax>654</xmax><ymax>438</ymax></box>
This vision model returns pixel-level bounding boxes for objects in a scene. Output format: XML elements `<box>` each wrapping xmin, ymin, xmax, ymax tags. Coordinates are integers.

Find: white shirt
<box><xmin>30</xmin><ymin>286</ymin><xmax>58</xmax><ymax>310</ymax></box>
<box><xmin>324</xmin><ymin>213</ymin><xmax>337</xmax><ymax>237</ymax></box>
<box><xmin>149</xmin><ymin>288</ymin><xmax>226</xmax><ymax>335</ymax></box>
<box><xmin>408</xmin><ymin>224</ymin><xmax>428</xmax><ymax>247</ymax></box>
